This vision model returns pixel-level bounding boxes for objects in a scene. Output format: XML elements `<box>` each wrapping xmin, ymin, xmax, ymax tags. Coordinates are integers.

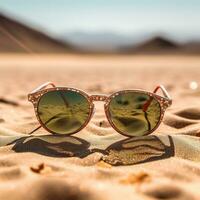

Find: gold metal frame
<box><xmin>28</xmin><ymin>82</ymin><xmax>172</xmax><ymax>137</ymax></box>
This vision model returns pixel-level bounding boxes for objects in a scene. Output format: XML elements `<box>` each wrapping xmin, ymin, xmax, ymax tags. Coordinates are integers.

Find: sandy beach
<box><xmin>0</xmin><ymin>54</ymin><xmax>200</xmax><ymax>200</ymax></box>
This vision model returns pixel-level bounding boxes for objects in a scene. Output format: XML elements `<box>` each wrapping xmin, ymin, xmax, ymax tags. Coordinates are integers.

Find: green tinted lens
<box><xmin>38</xmin><ymin>90</ymin><xmax>91</xmax><ymax>134</ymax></box>
<box><xmin>108</xmin><ymin>92</ymin><xmax>161</xmax><ymax>136</ymax></box>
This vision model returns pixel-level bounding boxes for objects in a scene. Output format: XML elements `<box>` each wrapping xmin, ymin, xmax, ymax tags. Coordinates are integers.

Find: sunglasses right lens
<box><xmin>107</xmin><ymin>92</ymin><xmax>161</xmax><ymax>137</ymax></box>
<box><xmin>37</xmin><ymin>90</ymin><xmax>91</xmax><ymax>134</ymax></box>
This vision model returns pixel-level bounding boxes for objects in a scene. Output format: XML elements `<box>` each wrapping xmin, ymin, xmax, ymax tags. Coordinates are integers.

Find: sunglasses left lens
<box><xmin>37</xmin><ymin>90</ymin><xmax>91</xmax><ymax>134</ymax></box>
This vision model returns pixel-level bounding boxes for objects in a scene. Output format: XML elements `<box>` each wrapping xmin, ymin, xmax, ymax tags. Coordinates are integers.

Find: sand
<box><xmin>0</xmin><ymin>54</ymin><xmax>200</xmax><ymax>200</ymax></box>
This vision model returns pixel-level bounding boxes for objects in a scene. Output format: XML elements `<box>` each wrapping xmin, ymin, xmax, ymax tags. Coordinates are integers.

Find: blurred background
<box><xmin>0</xmin><ymin>0</ymin><xmax>200</xmax><ymax>54</ymax></box>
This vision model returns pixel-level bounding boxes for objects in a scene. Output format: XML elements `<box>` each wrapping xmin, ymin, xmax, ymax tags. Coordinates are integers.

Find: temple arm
<box><xmin>143</xmin><ymin>85</ymin><xmax>172</xmax><ymax>112</ymax></box>
<box><xmin>153</xmin><ymin>85</ymin><xmax>172</xmax><ymax>101</ymax></box>
<box><xmin>28</xmin><ymin>81</ymin><xmax>69</xmax><ymax>106</ymax></box>
<box><xmin>29</xmin><ymin>82</ymin><xmax>56</xmax><ymax>95</ymax></box>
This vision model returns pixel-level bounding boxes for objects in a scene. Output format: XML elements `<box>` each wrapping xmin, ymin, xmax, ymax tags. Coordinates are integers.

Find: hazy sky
<box><xmin>0</xmin><ymin>0</ymin><xmax>200</xmax><ymax>40</ymax></box>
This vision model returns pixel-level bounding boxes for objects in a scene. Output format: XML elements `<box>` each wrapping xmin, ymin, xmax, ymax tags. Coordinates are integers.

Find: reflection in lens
<box><xmin>38</xmin><ymin>90</ymin><xmax>91</xmax><ymax>134</ymax></box>
<box><xmin>108</xmin><ymin>92</ymin><xmax>161</xmax><ymax>136</ymax></box>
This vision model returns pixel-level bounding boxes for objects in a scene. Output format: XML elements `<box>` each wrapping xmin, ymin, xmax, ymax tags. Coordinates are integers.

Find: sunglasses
<box><xmin>28</xmin><ymin>82</ymin><xmax>172</xmax><ymax>137</ymax></box>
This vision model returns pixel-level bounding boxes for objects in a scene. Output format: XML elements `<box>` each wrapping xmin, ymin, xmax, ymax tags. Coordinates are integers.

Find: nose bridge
<box><xmin>90</xmin><ymin>94</ymin><xmax>108</xmax><ymax>102</ymax></box>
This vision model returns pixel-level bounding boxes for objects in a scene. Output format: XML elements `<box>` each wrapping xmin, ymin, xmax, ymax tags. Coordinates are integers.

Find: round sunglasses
<box><xmin>28</xmin><ymin>82</ymin><xmax>172</xmax><ymax>137</ymax></box>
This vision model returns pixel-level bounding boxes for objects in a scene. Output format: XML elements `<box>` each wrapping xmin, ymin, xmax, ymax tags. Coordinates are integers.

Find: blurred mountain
<box><xmin>120</xmin><ymin>36</ymin><xmax>200</xmax><ymax>54</ymax></box>
<box><xmin>1</xmin><ymin>12</ymin><xmax>200</xmax><ymax>55</ymax></box>
<box><xmin>120</xmin><ymin>36</ymin><xmax>179</xmax><ymax>53</ymax></box>
<box><xmin>62</xmin><ymin>32</ymin><xmax>200</xmax><ymax>54</ymax></box>
<box><xmin>61</xmin><ymin>31</ymin><xmax>150</xmax><ymax>52</ymax></box>
<box><xmin>0</xmin><ymin>13</ymin><xmax>75</xmax><ymax>53</ymax></box>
